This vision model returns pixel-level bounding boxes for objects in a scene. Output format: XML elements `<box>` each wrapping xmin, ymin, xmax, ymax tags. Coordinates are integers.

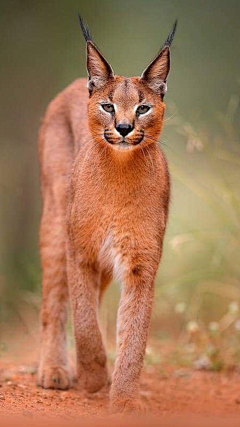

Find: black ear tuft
<box><xmin>78</xmin><ymin>13</ymin><xmax>92</xmax><ymax>43</ymax></box>
<box><xmin>162</xmin><ymin>19</ymin><xmax>178</xmax><ymax>49</ymax></box>
<box><xmin>78</xmin><ymin>14</ymin><xmax>114</xmax><ymax>94</ymax></box>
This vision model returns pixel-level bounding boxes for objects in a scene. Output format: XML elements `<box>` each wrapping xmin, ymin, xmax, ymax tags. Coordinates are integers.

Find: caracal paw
<box><xmin>37</xmin><ymin>364</ymin><xmax>72</xmax><ymax>390</ymax></box>
<box><xmin>110</xmin><ymin>396</ymin><xmax>146</xmax><ymax>414</ymax></box>
<box><xmin>78</xmin><ymin>364</ymin><xmax>109</xmax><ymax>393</ymax></box>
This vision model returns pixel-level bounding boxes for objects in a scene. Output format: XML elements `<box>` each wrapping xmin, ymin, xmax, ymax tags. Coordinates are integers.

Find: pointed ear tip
<box><xmin>86</xmin><ymin>40</ymin><xmax>97</xmax><ymax>52</ymax></box>
<box><xmin>160</xmin><ymin>45</ymin><xmax>170</xmax><ymax>57</ymax></box>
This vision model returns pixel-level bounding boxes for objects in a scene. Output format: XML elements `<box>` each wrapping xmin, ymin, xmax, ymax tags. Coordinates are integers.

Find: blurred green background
<box><xmin>0</xmin><ymin>0</ymin><xmax>240</xmax><ymax>368</ymax></box>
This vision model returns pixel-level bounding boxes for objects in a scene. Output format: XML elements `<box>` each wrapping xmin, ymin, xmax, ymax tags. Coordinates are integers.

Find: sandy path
<box><xmin>1</xmin><ymin>362</ymin><xmax>240</xmax><ymax>420</ymax></box>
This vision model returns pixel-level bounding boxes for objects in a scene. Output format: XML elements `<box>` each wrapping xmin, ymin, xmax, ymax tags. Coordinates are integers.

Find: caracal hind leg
<box><xmin>68</xmin><ymin>255</ymin><xmax>109</xmax><ymax>393</ymax></box>
<box><xmin>38</xmin><ymin>197</ymin><xmax>71</xmax><ymax>390</ymax></box>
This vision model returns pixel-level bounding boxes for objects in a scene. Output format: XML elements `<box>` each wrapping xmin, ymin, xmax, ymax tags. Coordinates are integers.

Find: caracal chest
<box><xmin>70</xmin><ymin>171</ymin><xmax>157</xmax><ymax>277</ymax></box>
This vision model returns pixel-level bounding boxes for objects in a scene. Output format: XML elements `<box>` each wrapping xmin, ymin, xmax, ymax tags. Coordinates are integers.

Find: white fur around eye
<box><xmin>100</xmin><ymin>102</ymin><xmax>117</xmax><ymax>114</ymax></box>
<box><xmin>135</xmin><ymin>105</ymin><xmax>152</xmax><ymax>116</ymax></box>
<box><xmin>100</xmin><ymin>105</ymin><xmax>109</xmax><ymax>113</ymax></box>
<box><xmin>141</xmin><ymin>107</ymin><xmax>152</xmax><ymax>116</ymax></box>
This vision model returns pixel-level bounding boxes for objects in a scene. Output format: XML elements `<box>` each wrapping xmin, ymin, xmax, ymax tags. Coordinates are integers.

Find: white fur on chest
<box><xmin>98</xmin><ymin>234</ymin><xmax>126</xmax><ymax>282</ymax></box>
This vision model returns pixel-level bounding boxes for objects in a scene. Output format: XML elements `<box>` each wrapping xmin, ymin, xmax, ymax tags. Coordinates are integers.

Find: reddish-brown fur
<box><xmin>38</xmin><ymin>26</ymin><xmax>174</xmax><ymax>412</ymax></box>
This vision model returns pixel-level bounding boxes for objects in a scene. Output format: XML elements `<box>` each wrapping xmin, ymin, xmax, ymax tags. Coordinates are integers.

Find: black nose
<box><xmin>116</xmin><ymin>123</ymin><xmax>133</xmax><ymax>137</ymax></box>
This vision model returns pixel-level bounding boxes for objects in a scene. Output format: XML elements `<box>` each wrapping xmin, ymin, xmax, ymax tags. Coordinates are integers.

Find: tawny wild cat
<box><xmin>38</xmin><ymin>16</ymin><xmax>177</xmax><ymax>413</ymax></box>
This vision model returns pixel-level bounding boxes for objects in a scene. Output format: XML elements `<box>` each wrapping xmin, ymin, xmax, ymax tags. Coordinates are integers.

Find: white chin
<box><xmin>112</xmin><ymin>142</ymin><xmax>134</xmax><ymax>151</ymax></box>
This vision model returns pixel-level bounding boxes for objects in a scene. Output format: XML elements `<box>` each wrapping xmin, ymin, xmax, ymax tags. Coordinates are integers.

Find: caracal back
<box><xmin>38</xmin><ymin>79</ymin><xmax>90</xmax><ymax>389</ymax></box>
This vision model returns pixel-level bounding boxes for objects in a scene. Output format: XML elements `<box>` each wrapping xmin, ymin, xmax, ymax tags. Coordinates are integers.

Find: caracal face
<box><xmin>88</xmin><ymin>75</ymin><xmax>165</xmax><ymax>152</ymax></box>
<box><xmin>82</xmin><ymin>17</ymin><xmax>177</xmax><ymax>155</ymax></box>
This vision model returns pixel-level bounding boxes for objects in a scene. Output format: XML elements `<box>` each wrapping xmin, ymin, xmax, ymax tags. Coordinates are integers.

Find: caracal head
<box><xmin>79</xmin><ymin>15</ymin><xmax>177</xmax><ymax>152</ymax></box>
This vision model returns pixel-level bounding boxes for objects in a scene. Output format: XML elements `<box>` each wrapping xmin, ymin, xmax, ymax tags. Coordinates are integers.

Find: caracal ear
<box><xmin>86</xmin><ymin>42</ymin><xmax>114</xmax><ymax>93</ymax></box>
<box><xmin>140</xmin><ymin>20</ymin><xmax>177</xmax><ymax>98</ymax></box>
<box><xmin>78</xmin><ymin>14</ymin><xmax>114</xmax><ymax>95</ymax></box>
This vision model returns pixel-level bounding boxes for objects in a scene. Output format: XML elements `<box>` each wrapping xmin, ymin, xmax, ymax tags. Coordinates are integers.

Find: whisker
<box><xmin>145</xmin><ymin>134</ymin><xmax>171</xmax><ymax>150</ymax></box>
<box><xmin>145</xmin><ymin>146</ymin><xmax>154</xmax><ymax>169</ymax></box>
<box><xmin>164</xmin><ymin>109</ymin><xmax>178</xmax><ymax>123</ymax></box>
<box><xmin>140</xmin><ymin>146</ymin><xmax>148</xmax><ymax>167</ymax></box>
<box><xmin>81</xmin><ymin>139</ymin><xmax>105</xmax><ymax>169</ymax></box>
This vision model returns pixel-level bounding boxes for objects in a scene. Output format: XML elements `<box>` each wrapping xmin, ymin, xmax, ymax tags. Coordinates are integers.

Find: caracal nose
<box><xmin>116</xmin><ymin>123</ymin><xmax>133</xmax><ymax>137</ymax></box>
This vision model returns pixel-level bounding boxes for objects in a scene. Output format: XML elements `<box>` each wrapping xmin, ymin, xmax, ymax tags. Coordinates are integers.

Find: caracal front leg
<box><xmin>110</xmin><ymin>259</ymin><xmax>157</xmax><ymax>413</ymax></box>
<box><xmin>68</xmin><ymin>255</ymin><xmax>109</xmax><ymax>393</ymax></box>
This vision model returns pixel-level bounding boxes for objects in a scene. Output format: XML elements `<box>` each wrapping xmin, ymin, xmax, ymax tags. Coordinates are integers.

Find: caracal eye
<box><xmin>102</xmin><ymin>103</ymin><xmax>115</xmax><ymax>113</ymax></box>
<box><xmin>136</xmin><ymin>105</ymin><xmax>150</xmax><ymax>116</ymax></box>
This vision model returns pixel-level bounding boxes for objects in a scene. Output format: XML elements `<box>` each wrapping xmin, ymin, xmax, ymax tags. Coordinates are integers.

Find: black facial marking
<box><xmin>138</xmin><ymin>90</ymin><xmax>144</xmax><ymax>103</ymax></box>
<box><xmin>124</xmin><ymin>78</ymin><xmax>130</xmax><ymax>94</ymax></box>
<box><xmin>108</xmin><ymin>88</ymin><xmax>114</xmax><ymax>102</ymax></box>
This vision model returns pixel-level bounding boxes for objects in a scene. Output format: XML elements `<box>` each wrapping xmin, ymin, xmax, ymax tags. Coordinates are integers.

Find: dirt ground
<box><xmin>1</xmin><ymin>327</ymin><xmax>240</xmax><ymax>424</ymax></box>
<box><xmin>1</xmin><ymin>361</ymin><xmax>240</xmax><ymax>422</ymax></box>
